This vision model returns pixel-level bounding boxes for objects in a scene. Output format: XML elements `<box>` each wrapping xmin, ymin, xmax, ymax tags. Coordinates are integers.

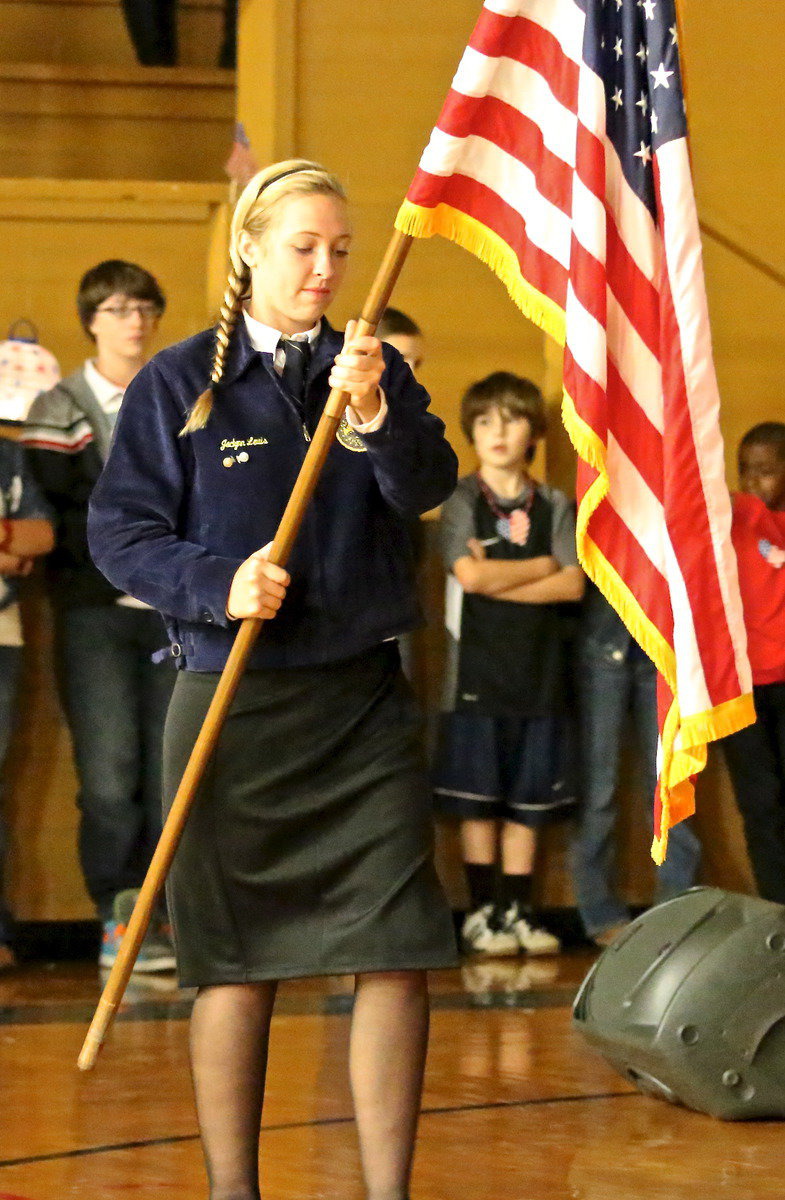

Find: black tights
<box><xmin>189</xmin><ymin>971</ymin><xmax>429</xmax><ymax>1200</ymax></box>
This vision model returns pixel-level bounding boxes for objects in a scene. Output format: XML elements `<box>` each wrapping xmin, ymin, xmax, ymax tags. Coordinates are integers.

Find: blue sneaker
<box><xmin>99</xmin><ymin>891</ymin><xmax>177</xmax><ymax>974</ymax></box>
<box><xmin>99</xmin><ymin>919</ymin><xmax>122</xmax><ymax>969</ymax></box>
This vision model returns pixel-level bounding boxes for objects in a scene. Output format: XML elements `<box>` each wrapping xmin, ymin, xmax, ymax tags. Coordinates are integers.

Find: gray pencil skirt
<box><xmin>162</xmin><ymin>644</ymin><xmax>457</xmax><ymax>987</ymax></box>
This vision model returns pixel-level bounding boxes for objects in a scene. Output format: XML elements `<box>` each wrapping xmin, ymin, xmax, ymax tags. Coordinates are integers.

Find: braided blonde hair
<box><xmin>181</xmin><ymin>159</ymin><xmax>347</xmax><ymax>435</ymax></box>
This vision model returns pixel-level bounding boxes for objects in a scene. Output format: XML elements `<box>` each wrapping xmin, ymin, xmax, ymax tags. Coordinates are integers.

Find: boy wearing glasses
<box><xmin>22</xmin><ymin>260</ymin><xmax>176</xmax><ymax>971</ymax></box>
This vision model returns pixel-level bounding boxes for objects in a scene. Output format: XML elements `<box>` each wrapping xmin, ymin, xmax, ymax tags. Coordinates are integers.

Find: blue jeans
<box><xmin>0</xmin><ymin>644</ymin><xmax>22</xmax><ymax>945</ymax></box>
<box><xmin>56</xmin><ymin>605</ymin><xmax>175</xmax><ymax>921</ymax></box>
<box><xmin>571</xmin><ymin>651</ymin><xmax>702</xmax><ymax>937</ymax></box>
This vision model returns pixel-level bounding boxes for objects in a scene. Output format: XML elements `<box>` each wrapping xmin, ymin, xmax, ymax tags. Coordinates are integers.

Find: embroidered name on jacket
<box><xmin>220</xmin><ymin>436</ymin><xmax>269</xmax><ymax>451</ymax></box>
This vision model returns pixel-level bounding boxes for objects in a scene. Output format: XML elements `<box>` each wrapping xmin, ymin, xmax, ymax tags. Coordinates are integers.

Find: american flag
<box><xmin>224</xmin><ymin>121</ymin><xmax>259</xmax><ymax>190</ymax></box>
<box><xmin>396</xmin><ymin>0</ymin><xmax>754</xmax><ymax>858</ymax></box>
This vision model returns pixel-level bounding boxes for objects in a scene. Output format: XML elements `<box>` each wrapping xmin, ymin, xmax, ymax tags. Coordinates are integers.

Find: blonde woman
<box><xmin>88</xmin><ymin>160</ymin><xmax>458</xmax><ymax>1200</ymax></box>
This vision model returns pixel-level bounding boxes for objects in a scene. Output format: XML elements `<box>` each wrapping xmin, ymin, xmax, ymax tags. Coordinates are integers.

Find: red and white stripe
<box><xmin>20</xmin><ymin>419</ymin><xmax>93</xmax><ymax>455</ymax></box>
<box><xmin>400</xmin><ymin>0</ymin><xmax>752</xmax><ymax>842</ymax></box>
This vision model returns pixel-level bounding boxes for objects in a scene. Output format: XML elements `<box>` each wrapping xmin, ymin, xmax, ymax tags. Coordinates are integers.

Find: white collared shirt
<box><xmin>83</xmin><ymin>359</ymin><xmax>125</xmax><ymax>417</ymax></box>
<box><xmin>241</xmin><ymin>310</ymin><xmax>387</xmax><ymax>433</ymax></box>
<box><xmin>242</xmin><ymin>309</ymin><xmax>320</xmax><ymax>369</ymax></box>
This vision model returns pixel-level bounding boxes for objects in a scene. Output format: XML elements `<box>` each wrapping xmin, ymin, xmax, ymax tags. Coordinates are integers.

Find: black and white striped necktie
<box><xmin>279</xmin><ymin>335</ymin><xmax>311</xmax><ymax>414</ymax></box>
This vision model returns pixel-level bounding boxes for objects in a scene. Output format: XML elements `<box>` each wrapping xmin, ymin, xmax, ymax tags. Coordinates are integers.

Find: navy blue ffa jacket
<box><xmin>87</xmin><ymin>318</ymin><xmax>458</xmax><ymax>670</ymax></box>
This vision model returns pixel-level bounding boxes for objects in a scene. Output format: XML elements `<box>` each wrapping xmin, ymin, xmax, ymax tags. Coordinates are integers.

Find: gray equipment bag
<box><xmin>573</xmin><ymin>887</ymin><xmax>785</xmax><ymax>1119</ymax></box>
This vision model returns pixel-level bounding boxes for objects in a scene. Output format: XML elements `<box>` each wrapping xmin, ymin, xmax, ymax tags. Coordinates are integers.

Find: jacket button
<box><xmin>202</xmin><ymin>611</ymin><xmax>214</xmax><ymax>623</ymax></box>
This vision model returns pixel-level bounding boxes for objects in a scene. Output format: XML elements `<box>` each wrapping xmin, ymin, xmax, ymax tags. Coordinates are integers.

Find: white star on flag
<box><xmin>651</xmin><ymin>61</ymin><xmax>674</xmax><ymax>89</ymax></box>
<box><xmin>612</xmin><ymin>87</ymin><xmax>623</xmax><ymax>109</ymax></box>
<box><xmin>636</xmin><ymin>91</ymin><xmax>648</xmax><ymax>115</ymax></box>
<box><xmin>643</xmin><ymin>0</ymin><xmax>657</xmax><ymax>18</ymax></box>
<box><xmin>634</xmin><ymin>140</ymin><xmax>652</xmax><ymax>165</ymax></box>
<box><xmin>614</xmin><ymin>37</ymin><xmax>623</xmax><ymax>59</ymax></box>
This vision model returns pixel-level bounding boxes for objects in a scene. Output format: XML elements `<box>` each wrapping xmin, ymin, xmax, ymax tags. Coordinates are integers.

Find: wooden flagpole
<box><xmin>78</xmin><ymin>228</ymin><xmax>413</xmax><ymax>1071</ymax></box>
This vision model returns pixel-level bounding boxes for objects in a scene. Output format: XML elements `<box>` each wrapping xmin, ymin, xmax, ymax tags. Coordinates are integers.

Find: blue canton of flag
<box><xmin>582</xmin><ymin>0</ymin><xmax>687</xmax><ymax>214</ymax></box>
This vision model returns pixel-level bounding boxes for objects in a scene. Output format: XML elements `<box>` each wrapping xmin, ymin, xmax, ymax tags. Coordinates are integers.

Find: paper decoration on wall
<box><xmin>0</xmin><ymin>320</ymin><xmax>61</xmax><ymax>423</ymax></box>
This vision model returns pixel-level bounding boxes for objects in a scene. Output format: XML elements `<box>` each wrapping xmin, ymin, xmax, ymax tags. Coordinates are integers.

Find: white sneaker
<box><xmin>461</xmin><ymin>904</ymin><xmax>519</xmax><ymax>957</ymax></box>
<box><xmin>502</xmin><ymin>904</ymin><xmax>561</xmax><ymax>956</ymax></box>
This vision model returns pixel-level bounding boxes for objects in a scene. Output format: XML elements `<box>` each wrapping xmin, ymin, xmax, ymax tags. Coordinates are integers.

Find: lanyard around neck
<box><xmin>476</xmin><ymin>473</ymin><xmax>535</xmax><ymax>546</ymax></box>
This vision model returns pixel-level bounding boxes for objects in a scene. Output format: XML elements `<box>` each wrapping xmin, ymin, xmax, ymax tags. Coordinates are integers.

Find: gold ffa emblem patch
<box><xmin>336</xmin><ymin>417</ymin><xmax>367</xmax><ymax>453</ymax></box>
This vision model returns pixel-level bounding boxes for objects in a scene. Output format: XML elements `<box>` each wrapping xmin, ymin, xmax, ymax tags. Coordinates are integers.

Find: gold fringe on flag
<box><xmin>395</xmin><ymin>201</ymin><xmax>566</xmax><ymax>347</ymax></box>
<box><xmin>561</xmin><ymin>388</ymin><xmax>755</xmax><ymax>862</ymax></box>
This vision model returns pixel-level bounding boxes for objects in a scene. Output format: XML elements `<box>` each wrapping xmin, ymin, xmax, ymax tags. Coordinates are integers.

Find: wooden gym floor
<box><xmin>0</xmin><ymin>953</ymin><xmax>782</xmax><ymax>1199</ymax></box>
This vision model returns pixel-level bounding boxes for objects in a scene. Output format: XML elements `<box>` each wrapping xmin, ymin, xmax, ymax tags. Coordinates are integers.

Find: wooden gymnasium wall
<box><xmin>0</xmin><ymin>184</ymin><xmax>229</xmax><ymax>920</ymax></box>
<box><xmin>3</xmin><ymin>0</ymin><xmax>779</xmax><ymax>922</ymax></box>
